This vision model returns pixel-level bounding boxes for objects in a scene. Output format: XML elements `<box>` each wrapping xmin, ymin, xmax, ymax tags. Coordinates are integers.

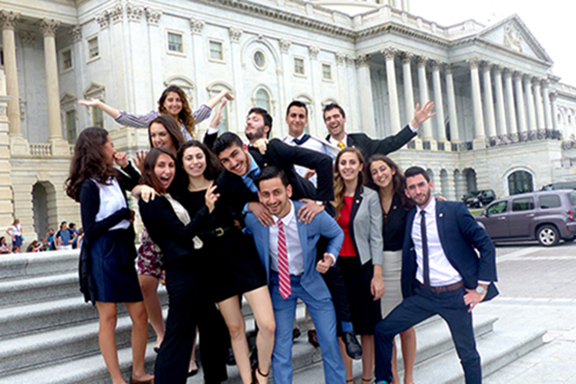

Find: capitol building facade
<box><xmin>1</xmin><ymin>0</ymin><xmax>576</xmax><ymax>242</ymax></box>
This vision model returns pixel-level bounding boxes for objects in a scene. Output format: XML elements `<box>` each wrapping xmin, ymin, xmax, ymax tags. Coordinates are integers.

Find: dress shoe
<box><xmin>343</xmin><ymin>331</ymin><xmax>363</xmax><ymax>359</ymax></box>
<box><xmin>307</xmin><ymin>329</ymin><xmax>320</xmax><ymax>348</ymax></box>
<box><xmin>292</xmin><ymin>327</ymin><xmax>301</xmax><ymax>340</ymax></box>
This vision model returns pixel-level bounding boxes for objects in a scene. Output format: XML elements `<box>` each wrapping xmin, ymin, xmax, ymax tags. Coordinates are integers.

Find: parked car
<box><xmin>475</xmin><ymin>190</ymin><xmax>576</xmax><ymax>246</ymax></box>
<box><xmin>541</xmin><ymin>181</ymin><xmax>576</xmax><ymax>191</ymax></box>
<box><xmin>462</xmin><ymin>189</ymin><xmax>496</xmax><ymax>208</ymax></box>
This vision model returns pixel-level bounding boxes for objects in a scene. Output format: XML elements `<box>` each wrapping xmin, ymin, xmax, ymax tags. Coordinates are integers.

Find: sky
<box><xmin>410</xmin><ymin>0</ymin><xmax>576</xmax><ymax>86</ymax></box>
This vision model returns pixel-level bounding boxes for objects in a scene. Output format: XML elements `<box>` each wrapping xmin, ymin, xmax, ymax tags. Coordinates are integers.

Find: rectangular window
<box><xmin>0</xmin><ymin>49</ymin><xmax>4</xmax><ymax>66</ymax></box>
<box><xmin>294</xmin><ymin>58</ymin><xmax>304</xmax><ymax>75</ymax></box>
<box><xmin>66</xmin><ymin>110</ymin><xmax>77</xmax><ymax>144</ymax></box>
<box><xmin>62</xmin><ymin>50</ymin><xmax>72</xmax><ymax>70</ymax></box>
<box><xmin>512</xmin><ymin>197</ymin><xmax>534</xmax><ymax>212</ymax></box>
<box><xmin>167</xmin><ymin>32</ymin><xmax>183</xmax><ymax>53</ymax></box>
<box><xmin>88</xmin><ymin>37</ymin><xmax>99</xmax><ymax>59</ymax></box>
<box><xmin>209</xmin><ymin>41</ymin><xmax>223</xmax><ymax>60</ymax></box>
<box><xmin>93</xmin><ymin>106</ymin><xmax>104</xmax><ymax>128</ymax></box>
<box><xmin>322</xmin><ymin>64</ymin><xmax>332</xmax><ymax>80</ymax></box>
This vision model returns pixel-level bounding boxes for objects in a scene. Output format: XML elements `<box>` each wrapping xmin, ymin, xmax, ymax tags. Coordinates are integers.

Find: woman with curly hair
<box><xmin>65</xmin><ymin>127</ymin><xmax>153</xmax><ymax>384</ymax></box>
<box><xmin>367</xmin><ymin>154</ymin><xmax>416</xmax><ymax>384</ymax></box>
<box><xmin>78</xmin><ymin>85</ymin><xmax>233</xmax><ymax>140</ymax></box>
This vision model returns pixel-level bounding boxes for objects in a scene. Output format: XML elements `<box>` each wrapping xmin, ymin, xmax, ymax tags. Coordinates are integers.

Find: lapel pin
<box><xmin>439</xmin><ymin>213</ymin><xmax>444</xmax><ymax>218</ymax></box>
<box><xmin>356</xmin><ymin>200</ymin><xmax>360</xmax><ymax>204</ymax></box>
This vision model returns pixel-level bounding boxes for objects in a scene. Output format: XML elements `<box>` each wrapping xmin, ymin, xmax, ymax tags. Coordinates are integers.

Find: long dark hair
<box><xmin>140</xmin><ymin>147</ymin><xmax>176</xmax><ymax>194</ymax></box>
<box><xmin>177</xmin><ymin>140</ymin><xmax>223</xmax><ymax>183</ymax></box>
<box><xmin>157</xmin><ymin>85</ymin><xmax>196</xmax><ymax>138</ymax></box>
<box><xmin>332</xmin><ymin>147</ymin><xmax>366</xmax><ymax>219</ymax></box>
<box><xmin>65</xmin><ymin>127</ymin><xmax>116</xmax><ymax>202</ymax></box>
<box><xmin>366</xmin><ymin>154</ymin><xmax>413</xmax><ymax>209</ymax></box>
<box><xmin>148</xmin><ymin>114</ymin><xmax>186</xmax><ymax>153</ymax></box>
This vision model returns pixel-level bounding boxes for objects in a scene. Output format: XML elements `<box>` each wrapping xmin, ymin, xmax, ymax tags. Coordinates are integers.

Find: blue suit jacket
<box><xmin>401</xmin><ymin>200</ymin><xmax>499</xmax><ymax>301</ymax></box>
<box><xmin>245</xmin><ymin>201</ymin><xmax>344</xmax><ymax>301</ymax></box>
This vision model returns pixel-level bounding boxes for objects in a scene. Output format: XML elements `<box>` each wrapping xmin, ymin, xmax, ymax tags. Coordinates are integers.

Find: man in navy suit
<box><xmin>374</xmin><ymin>167</ymin><xmax>498</xmax><ymax>384</ymax></box>
<box><xmin>244</xmin><ymin>167</ymin><xmax>346</xmax><ymax>384</ymax></box>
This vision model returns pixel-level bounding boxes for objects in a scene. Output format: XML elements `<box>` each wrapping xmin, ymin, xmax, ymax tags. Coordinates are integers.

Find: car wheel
<box><xmin>537</xmin><ymin>225</ymin><xmax>559</xmax><ymax>246</ymax></box>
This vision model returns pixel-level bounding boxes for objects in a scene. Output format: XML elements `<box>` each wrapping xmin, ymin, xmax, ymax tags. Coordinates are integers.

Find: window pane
<box><xmin>294</xmin><ymin>58</ymin><xmax>304</xmax><ymax>74</ymax></box>
<box><xmin>487</xmin><ymin>201</ymin><xmax>507</xmax><ymax>214</ymax></box>
<box><xmin>88</xmin><ymin>38</ymin><xmax>99</xmax><ymax>59</ymax></box>
<box><xmin>168</xmin><ymin>33</ymin><xmax>182</xmax><ymax>52</ymax></box>
<box><xmin>512</xmin><ymin>197</ymin><xmax>534</xmax><ymax>212</ymax></box>
<box><xmin>254</xmin><ymin>51</ymin><xmax>265</xmax><ymax>68</ymax></box>
<box><xmin>255</xmin><ymin>89</ymin><xmax>270</xmax><ymax>112</ymax></box>
<box><xmin>210</xmin><ymin>41</ymin><xmax>223</xmax><ymax>60</ymax></box>
<box><xmin>93</xmin><ymin>106</ymin><xmax>104</xmax><ymax>128</ymax></box>
<box><xmin>539</xmin><ymin>195</ymin><xmax>561</xmax><ymax>209</ymax></box>
<box><xmin>66</xmin><ymin>110</ymin><xmax>77</xmax><ymax>144</ymax></box>
<box><xmin>63</xmin><ymin>50</ymin><xmax>72</xmax><ymax>69</ymax></box>
<box><xmin>322</xmin><ymin>64</ymin><xmax>331</xmax><ymax>80</ymax></box>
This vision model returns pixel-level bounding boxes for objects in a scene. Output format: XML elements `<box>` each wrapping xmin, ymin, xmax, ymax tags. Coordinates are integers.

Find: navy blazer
<box><xmin>245</xmin><ymin>201</ymin><xmax>344</xmax><ymax>301</ymax></box>
<box><xmin>401</xmin><ymin>200</ymin><xmax>498</xmax><ymax>301</ymax></box>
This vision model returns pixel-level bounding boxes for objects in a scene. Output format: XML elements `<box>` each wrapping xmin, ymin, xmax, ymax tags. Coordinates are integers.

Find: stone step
<box><xmin>0</xmin><ymin>272</ymin><xmax>78</xmax><ymax>307</ymax></box>
<box><xmin>0</xmin><ymin>251</ymin><xmax>77</xmax><ymax>280</ymax></box>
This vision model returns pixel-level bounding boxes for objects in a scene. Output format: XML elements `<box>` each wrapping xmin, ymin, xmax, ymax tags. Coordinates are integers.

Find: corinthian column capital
<box><xmin>40</xmin><ymin>18</ymin><xmax>60</xmax><ymax>38</ymax></box>
<box><xmin>0</xmin><ymin>10</ymin><xmax>20</xmax><ymax>30</ymax></box>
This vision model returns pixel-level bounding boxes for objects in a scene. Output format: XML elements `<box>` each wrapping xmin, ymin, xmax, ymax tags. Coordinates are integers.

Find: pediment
<box><xmin>477</xmin><ymin>15</ymin><xmax>552</xmax><ymax>63</ymax></box>
<box><xmin>60</xmin><ymin>92</ymin><xmax>77</xmax><ymax>105</ymax></box>
<box><xmin>83</xmin><ymin>81</ymin><xmax>105</xmax><ymax>98</ymax></box>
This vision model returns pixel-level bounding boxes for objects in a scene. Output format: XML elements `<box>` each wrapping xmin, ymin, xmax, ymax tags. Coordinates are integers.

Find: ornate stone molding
<box><xmin>492</xmin><ymin>64</ymin><xmax>502</xmax><ymax>75</ymax></box>
<box><xmin>229</xmin><ymin>27</ymin><xmax>242</xmax><ymax>43</ymax></box>
<box><xmin>109</xmin><ymin>2</ymin><xmax>124</xmax><ymax>24</ymax></box>
<box><xmin>400</xmin><ymin>51</ymin><xmax>414</xmax><ymax>65</ymax></box>
<box><xmin>481</xmin><ymin>62</ymin><xmax>492</xmax><ymax>72</ymax></box>
<box><xmin>356</xmin><ymin>54</ymin><xmax>370</xmax><ymax>67</ymax></box>
<box><xmin>467</xmin><ymin>57</ymin><xmax>481</xmax><ymax>70</ymax></box>
<box><xmin>279</xmin><ymin>39</ymin><xmax>291</xmax><ymax>54</ymax></box>
<box><xmin>190</xmin><ymin>18</ymin><xmax>205</xmax><ymax>35</ymax></box>
<box><xmin>40</xmin><ymin>19</ymin><xmax>60</xmax><ymax>38</ymax></box>
<box><xmin>71</xmin><ymin>25</ymin><xmax>82</xmax><ymax>43</ymax></box>
<box><xmin>126</xmin><ymin>3</ymin><xmax>143</xmax><ymax>22</ymax></box>
<box><xmin>0</xmin><ymin>10</ymin><xmax>20</xmax><ymax>31</ymax></box>
<box><xmin>503</xmin><ymin>68</ymin><xmax>513</xmax><ymax>79</ymax></box>
<box><xmin>308</xmin><ymin>46</ymin><xmax>319</xmax><ymax>60</ymax></box>
<box><xmin>144</xmin><ymin>7</ymin><xmax>162</xmax><ymax>25</ymax></box>
<box><xmin>96</xmin><ymin>11</ymin><xmax>110</xmax><ymax>29</ymax></box>
<box><xmin>345</xmin><ymin>54</ymin><xmax>355</xmax><ymax>67</ymax></box>
<box><xmin>382</xmin><ymin>47</ymin><xmax>396</xmax><ymax>61</ymax></box>
<box><xmin>335</xmin><ymin>52</ymin><xmax>346</xmax><ymax>66</ymax></box>
<box><xmin>430</xmin><ymin>59</ymin><xmax>443</xmax><ymax>71</ymax></box>
<box><xmin>532</xmin><ymin>76</ymin><xmax>542</xmax><ymax>86</ymax></box>
<box><xmin>19</xmin><ymin>31</ymin><xmax>36</xmax><ymax>48</ymax></box>
<box><xmin>416</xmin><ymin>56</ymin><xmax>428</xmax><ymax>68</ymax></box>
<box><xmin>444</xmin><ymin>64</ymin><xmax>453</xmax><ymax>75</ymax></box>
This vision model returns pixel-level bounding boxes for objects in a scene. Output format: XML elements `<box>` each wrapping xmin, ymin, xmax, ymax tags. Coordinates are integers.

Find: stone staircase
<box><xmin>0</xmin><ymin>251</ymin><xmax>547</xmax><ymax>384</ymax></box>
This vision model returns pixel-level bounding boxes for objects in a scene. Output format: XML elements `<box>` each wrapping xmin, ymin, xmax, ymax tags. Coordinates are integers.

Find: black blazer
<box><xmin>139</xmin><ymin>195</ymin><xmax>210</xmax><ymax>268</ymax></box>
<box><xmin>215</xmin><ymin>139</ymin><xmax>334</xmax><ymax>218</ymax></box>
<box><xmin>326</xmin><ymin>125</ymin><xmax>416</xmax><ymax>159</ymax></box>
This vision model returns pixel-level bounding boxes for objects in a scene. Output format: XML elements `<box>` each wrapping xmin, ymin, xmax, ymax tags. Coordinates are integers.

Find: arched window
<box><xmin>255</xmin><ymin>89</ymin><xmax>270</xmax><ymax>112</ymax></box>
<box><xmin>508</xmin><ymin>170</ymin><xmax>533</xmax><ymax>195</ymax></box>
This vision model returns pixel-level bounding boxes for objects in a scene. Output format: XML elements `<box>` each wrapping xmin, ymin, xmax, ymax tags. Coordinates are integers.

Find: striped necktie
<box><xmin>277</xmin><ymin>220</ymin><xmax>291</xmax><ymax>299</ymax></box>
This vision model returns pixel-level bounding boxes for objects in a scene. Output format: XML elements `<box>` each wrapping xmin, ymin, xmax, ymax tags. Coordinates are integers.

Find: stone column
<box><xmin>523</xmin><ymin>75</ymin><xmax>537</xmax><ymax>133</ymax></box>
<box><xmin>513</xmin><ymin>72</ymin><xmax>528</xmax><ymax>135</ymax></box>
<box><xmin>468</xmin><ymin>58</ymin><xmax>485</xmax><ymax>149</ymax></box>
<box><xmin>533</xmin><ymin>79</ymin><xmax>545</xmax><ymax>131</ymax></box>
<box><xmin>504</xmin><ymin>69</ymin><xmax>518</xmax><ymax>140</ymax></box>
<box><xmin>417</xmin><ymin>56</ymin><xmax>435</xmax><ymax>149</ymax></box>
<box><xmin>493</xmin><ymin>66</ymin><xmax>507</xmax><ymax>139</ymax></box>
<box><xmin>229</xmin><ymin>27</ymin><xmax>244</xmax><ymax>137</ymax></box>
<box><xmin>383</xmin><ymin>48</ymin><xmax>401</xmax><ymax>133</ymax></box>
<box><xmin>0</xmin><ymin>95</ymin><xmax>14</xmax><ymax>229</ymax></box>
<box><xmin>481</xmin><ymin>63</ymin><xmax>497</xmax><ymax>140</ymax></box>
<box><xmin>0</xmin><ymin>11</ymin><xmax>22</xmax><ymax>137</ymax></box>
<box><xmin>357</xmin><ymin>55</ymin><xmax>376</xmax><ymax>137</ymax></box>
<box><xmin>550</xmin><ymin>92</ymin><xmax>558</xmax><ymax>131</ymax></box>
<box><xmin>431</xmin><ymin>60</ymin><xmax>447</xmax><ymax>146</ymax></box>
<box><xmin>40</xmin><ymin>18</ymin><xmax>68</xmax><ymax>155</ymax></box>
<box><xmin>445</xmin><ymin>65</ymin><xmax>459</xmax><ymax>145</ymax></box>
<box><xmin>542</xmin><ymin>81</ymin><xmax>553</xmax><ymax>130</ymax></box>
<box><xmin>401</xmin><ymin>52</ymin><xmax>420</xmax><ymax>148</ymax></box>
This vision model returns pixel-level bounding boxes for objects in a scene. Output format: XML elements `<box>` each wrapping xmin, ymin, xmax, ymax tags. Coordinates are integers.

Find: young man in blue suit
<box><xmin>374</xmin><ymin>167</ymin><xmax>498</xmax><ymax>384</ymax></box>
<box><xmin>244</xmin><ymin>167</ymin><xmax>346</xmax><ymax>384</ymax></box>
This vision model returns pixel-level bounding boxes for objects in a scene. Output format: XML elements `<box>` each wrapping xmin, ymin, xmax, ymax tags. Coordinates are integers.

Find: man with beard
<box><xmin>373</xmin><ymin>166</ymin><xmax>498</xmax><ymax>384</ymax></box>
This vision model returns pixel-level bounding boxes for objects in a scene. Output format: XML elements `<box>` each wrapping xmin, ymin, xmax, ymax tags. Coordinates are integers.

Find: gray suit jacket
<box><xmin>347</xmin><ymin>185</ymin><xmax>384</xmax><ymax>266</ymax></box>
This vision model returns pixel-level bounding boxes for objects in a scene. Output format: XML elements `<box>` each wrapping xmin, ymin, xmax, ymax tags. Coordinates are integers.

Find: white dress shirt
<box><xmin>93</xmin><ymin>178</ymin><xmax>131</xmax><ymax>231</ymax></box>
<box><xmin>411</xmin><ymin>198</ymin><xmax>462</xmax><ymax>287</ymax></box>
<box><xmin>269</xmin><ymin>201</ymin><xmax>305</xmax><ymax>276</ymax></box>
<box><xmin>283</xmin><ymin>133</ymin><xmax>337</xmax><ymax>187</ymax></box>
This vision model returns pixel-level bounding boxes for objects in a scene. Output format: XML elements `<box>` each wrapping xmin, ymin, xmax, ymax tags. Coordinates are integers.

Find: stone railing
<box><xmin>29</xmin><ymin>143</ymin><xmax>53</xmax><ymax>157</ymax></box>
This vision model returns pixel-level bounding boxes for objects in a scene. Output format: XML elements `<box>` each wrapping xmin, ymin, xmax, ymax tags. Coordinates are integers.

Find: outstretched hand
<box><xmin>78</xmin><ymin>98</ymin><xmax>101</xmax><ymax>107</ymax></box>
<box><xmin>411</xmin><ymin>101</ymin><xmax>436</xmax><ymax>129</ymax></box>
<box><xmin>209</xmin><ymin>99</ymin><xmax>228</xmax><ymax>129</ymax></box>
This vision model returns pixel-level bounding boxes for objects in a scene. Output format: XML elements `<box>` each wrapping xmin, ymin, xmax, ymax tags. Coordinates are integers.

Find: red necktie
<box><xmin>277</xmin><ymin>220</ymin><xmax>291</xmax><ymax>299</ymax></box>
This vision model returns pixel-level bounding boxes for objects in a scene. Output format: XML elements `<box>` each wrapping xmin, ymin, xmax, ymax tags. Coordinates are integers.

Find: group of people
<box><xmin>1</xmin><ymin>220</ymin><xmax>84</xmax><ymax>254</ymax></box>
<box><xmin>66</xmin><ymin>84</ymin><xmax>497</xmax><ymax>384</ymax></box>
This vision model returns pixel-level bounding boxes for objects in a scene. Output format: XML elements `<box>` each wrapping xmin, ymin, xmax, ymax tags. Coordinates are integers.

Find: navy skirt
<box><xmin>90</xmin><ymin>229</ymin><xmax>143</xmax><ymax>303</ymax></box>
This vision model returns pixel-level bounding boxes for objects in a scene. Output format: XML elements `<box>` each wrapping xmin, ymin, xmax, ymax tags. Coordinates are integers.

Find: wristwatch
<box><xmin>476</xmin><ymin>285</ymin><xmax>487</xmax><ymax>295</ymax></box>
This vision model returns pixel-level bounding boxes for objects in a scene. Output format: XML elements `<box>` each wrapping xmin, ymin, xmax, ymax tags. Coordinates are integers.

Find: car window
<box><xmin>569</xmin><ymin>192</ymin><xmax>576</xmax><ymax>206</ymax></box>
<box><xmin>512</xmin><ymin>197</ymin><xmax>535</xmax><ymax>212</ymax></box>
<box><xmin>484</xmin><ymin>190</ymin><xmax>495</xmax><ymax>198</ymax></box>
<box><xmin>487</xmin><ymin>201</ymin><xmax>507</xmax><ymax>214</ymax></box>
<box><xmin>539</xmin><ymin>195</ymin><xmax>561</xmax><ymax>209</ymax></box>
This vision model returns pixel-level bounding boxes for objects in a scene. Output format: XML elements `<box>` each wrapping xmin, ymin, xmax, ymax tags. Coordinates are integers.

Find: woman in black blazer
<box><xmin>138</xmin><ymin>147</ymin><xmax>225</xmax><ymax>384</ymax></box>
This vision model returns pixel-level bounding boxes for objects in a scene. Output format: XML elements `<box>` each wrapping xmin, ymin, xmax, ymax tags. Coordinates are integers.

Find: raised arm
<box><xmin>204</xmin><ymin>90</ymin><xmax>234</xmax><ymax>109</ymax></box>
<box><xmin>78</xmin><ymin>98</ymin><xmax>121</xmax><ymax>119</ymax></box>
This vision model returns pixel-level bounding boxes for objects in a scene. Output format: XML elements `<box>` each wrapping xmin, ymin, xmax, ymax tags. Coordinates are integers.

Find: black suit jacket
<box><xmin>326</xmin><ymin>125</ymin><xmax>416</xmax><ymax>158</ymax></box>
<box><xmin>215</xmin><ymin>139</ymin><xmax>334</xmax><ymax>218</ymax></box>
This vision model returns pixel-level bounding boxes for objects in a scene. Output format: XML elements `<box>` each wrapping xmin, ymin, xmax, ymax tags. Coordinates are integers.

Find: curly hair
<box><xmin>140</xmin><ymin>147</ymin><xmax>176</xmax><ymax>194</ymax></box>
<box><xmin>366</xmin><ymin>154</ymin><xmax>413</xmax><ymax>210</ymax></box>
<box><xmin>65</xmin><ymin>127</ymin><xmax>117</xmax><ymax>202</ymax></box>
<box><xmin>157</xmin><ymin>85</ymin><xmax>196</xmax><ymax>138</ymax></box>
<box><xmin>332</xmin><ymin>147</ymin><xmax>366</xmax><ymax>219</ymax></box>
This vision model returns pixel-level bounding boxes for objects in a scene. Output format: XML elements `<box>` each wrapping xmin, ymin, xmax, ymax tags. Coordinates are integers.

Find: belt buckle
<box><xmin>214</xmin><ymin>227</ymin><xmax>225</xmax><ymax>237</ymax></box>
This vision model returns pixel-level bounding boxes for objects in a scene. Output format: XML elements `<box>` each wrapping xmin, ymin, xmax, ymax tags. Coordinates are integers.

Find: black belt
<box><xmin>420</xmin><ymin>281</ymin><xmax>464</xmax><ymax>293</ymax></box>
<box><xmin>200</xmin><ymin>226</ymin><xmax>234</xmax><ymax>238</ymax></box>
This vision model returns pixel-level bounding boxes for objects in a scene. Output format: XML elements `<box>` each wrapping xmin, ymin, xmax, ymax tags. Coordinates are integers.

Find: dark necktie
<box><xmin>292</xmin><ymin>134</ymin><xmax>311</xmax><ymax>146</ymax></box>
<box><xmin>420</xmin><ymin>210</ymin><xmax>431</xmax><ymax>289</ymax></box>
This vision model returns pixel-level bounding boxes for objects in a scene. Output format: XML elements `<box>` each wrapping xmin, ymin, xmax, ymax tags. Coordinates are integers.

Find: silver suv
<box><xmin>475</xmin><ymin>190</ymin><xmax>576</xmax><ymax>246</ymax></box>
